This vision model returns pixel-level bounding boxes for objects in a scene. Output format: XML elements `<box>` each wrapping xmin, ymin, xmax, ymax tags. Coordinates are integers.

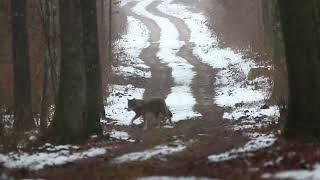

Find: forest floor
<box><xmin>1</xmin><ymin>0</ymin><xmax>320</xmax><ymax>180</ymax></box>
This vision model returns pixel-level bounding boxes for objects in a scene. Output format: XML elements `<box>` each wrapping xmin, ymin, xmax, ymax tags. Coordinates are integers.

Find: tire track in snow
<box><xmin>112</xmin><ymin>15</ymin><xmax>151</xmax><ymax>79</ymax></box>
<box><xmin>105</xmin><ymin>2</ymin><xmax>153</xmax><ymax>125</ymax></box>
<box><xmin>148</xmin><ymin>0</ymin><xmax>220</xmax><ymax>118</ymax></box>
<box><xmin>132</xmin><ymin>0</ymin><xmax>201</xmax><ymax>122</ymax></box>
<box><xmin>158</xmin><ymin>0</ymin><xmax>279</xmax><ymax>161</ymax></box>
<box><xmin>125</xmin><ymin>1</ymin><xmax>174</xmax><ymax>100</ymax></box>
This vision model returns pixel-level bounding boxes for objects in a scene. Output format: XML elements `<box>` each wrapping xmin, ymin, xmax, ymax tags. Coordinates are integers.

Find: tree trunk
<box><xmin>81</xmin><ymin>0</ymin><xmax>103</xmax><ymax>136</ymax></box>
<box><xmin>11</xmin><ymin>0</ymin><xmax>34</xmax><ymax>131</ymax></box>
<box><xmin>38</xmin><ymin>0</ymin><xmax>59</xmax><ymax>132</ymax></box>
<box><xmin>51</xmin><ymin>0</ymin><xmax>87</xmax><ymax>144</ymax></box>
<box><xmin>108</xmin><ymin>0</ymin><xmax>112</xmax><ymax>62</ymax></box>
<box><xmin>39</xmin><ymin>55</ymin><xmax>50</xmax><ymax>131</ymax></box>
<box><xmin>278</xmin><ymin>0</ymin><xmax>320</xmax><ymax>138</ymax></box>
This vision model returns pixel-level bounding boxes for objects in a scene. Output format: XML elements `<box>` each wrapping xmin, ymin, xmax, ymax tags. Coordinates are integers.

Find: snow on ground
<box><xmin>1</xmin><ymin>114</ymin><xmax>14</xmax><ymax>129</ymax></box>
<box><xmin>138</xmin><ymin>176</ymin><xmax>216</xmax><ymax>180</ymax></box>
<box><xmin>109</xmin><ymin>130</ymin><xmax>130</xmax><ymax>140</ymax></box>
<box><xmin>223</xmin><ymin>106</ymin><xmax>279</xmax><ymax>121</ymax></box>
<box><xmin>119</xmin><ymin>0</ymin><xmax>135</xmax><ymax>7</ymax></box>
<box><xmin>113</xmin><ymin>65</ymin><xmax>151</xmax><ymax>78</ymax></box>
<box><xmin>166</xmin><ymin>87</ymin><xmax>201</xmax><ymax>121</ymax></box>
<box><xmin>224</xmin><ymin>106</ymin><xmax>280</xmax><ymax>131</ymax></box>
<box><xmin>158</xmin><ymin>0</ymin><xmax>279</xmax><ymax>161</ymax></box>
<box><xmin>38</xmin><ymin>143</ymin><xmax>80</xmax><ymax>151</ymax></box>
<box><xmin>263</xmin><ymin>156</ymin><xmax>284</xmax><ymax>167</ymax></box>
<box><xmin>113</xmin><ymin>141</ymin><xmax>186</xmax><ymax>163</ymax></box>
<box><xmin>132</xmin><ymin>0</ymin><xmax>201</xmax><ymax>122</ymax></box>
<box><xmin>0</xmin><ymin>146</ymin><xmax>106</xmax><ymax>170</ymax></box>
<box><xmin>157</xmin><ymin>0</ymin><xmax>264</xmax><ymax>109</ymax></box>
<box><xmin>262</xmin><ymin>164</ymin><xmax>320</xmax><ymax>180</ymax></box>
<box><xmin>208</xmin><ymin>134</ymin><xmax>275</xmax><ymax>162</ymax></box>
<box><xmin>104</xmin><ymin>84</ymin><xmax>144</xmax><ymax>125</ymax></box>
<box><xmin>113</xmin><ymin>16</ymin><xmax>151</xmax><ymax>78</ymax></box>
<box><xmin>158</xmin><ymin>0</ymin><xmax>279</xmax><ymax>125</ymax></box>
<box><xmin>106</xmin><ymin>129</ymin><xmax>135</xmax><ymax>142</ymax></box>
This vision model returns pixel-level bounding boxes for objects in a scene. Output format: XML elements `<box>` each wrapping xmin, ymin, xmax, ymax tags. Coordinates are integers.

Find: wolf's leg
<box><xmin>130</xmin><ymin>114</ymin><xmax>140</xmax><ymax>125</ymax></box>
<box><xmin>156</xmin><ymin>113</ymin><xmax>163</xmax><ymax>127</ymax></box>
<box><xmin>143</xmin><ymin>114</ymin><xmax>148</xmax><ymax>130</ymax></box>
<box><xmin>165</xmin><ymin>108</ymin><xmax>173</xmax><ymax>125</ymax></box>
<box><xmin>143</xmin><ymin>112</ymin><xmax>155</xmax><ymax>130</ymax></box>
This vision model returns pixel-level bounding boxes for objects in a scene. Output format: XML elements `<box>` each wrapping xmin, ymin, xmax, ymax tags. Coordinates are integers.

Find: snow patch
<box><xmin>106</xmin><ymin>129</ymin><xmax>135</xmax><ymax>142</ymax></box>
<box><xmin>38</xmin><ymin>143</ymin><xmax>80</xmax><ymax>152</ymax></box>
<box><xmin>262</xmin><ymin>164</ymin><xmax>320</xmax><ymax>180</ymax></box>
<box><xmin>0</xmin><ymin>147</ymin><xmax>106</xmax><ymax>170</ymax></box>
<box><xmin>113</xmin><ymin>65</ymin><xmax>151</xmax><ymax>78</ymax></box>
<box><xmin>132</xmin><ymin>0</ymin><xmax>201</xmax><ymax>122</ymax></box>
<box><xmin>104</xmin><ymin>84</ymin><xmax>145</xmax><ymax>125</ymax></box>
<box><xmin>215</xmin><ymin>86</ymin><xmax>266</xmax><ymax>107</ymax></box>
<box><xmin>113</xmin><ymin>141</ymin><xmax>185</xmax><ymax>163</ymax></box>
<box><xmin>223</xmin><ymin>106</ymin><xmax>279</xmax><ymax>121</ymax></box>
<box><xmin>109</xmin><ymin>130</ymin><xmax>130</xmax><ymax>140</ymax></box>
<box><xmin>263</xmin><ymin>156</ymin><xmax>284</xmax><ymax>167</ymax></box>
<box><xmin>166</xmin><ymin>87</ymin><xmax>200</xmax><ymax>122</ymax></box>
<box><xmin>119</xmin><ymin>0</ymin><xmax>135</xmax><ymax>7</ymax></box>
<box><xmin>224</xmin><ymin>106</ymin><xmax>280</xmax><ymax>131</ymax></box>
<box><xmin>1</xmin><ymin>114</ymin><xmax>14</xmax><ymax>129</ymax></box>
<box><xmin>208</xmin><ymin>134</ymin><xmax>276</xmax><ymax>162</ymax></box>
<box><xmin>113</xmin><ymin>16</ymin><xmax>151</xmax><ymax>78</ymax></box>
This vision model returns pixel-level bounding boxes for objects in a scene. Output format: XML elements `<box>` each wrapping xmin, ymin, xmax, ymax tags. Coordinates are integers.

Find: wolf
<box><xmin>127</xmin><ymin>98</ymin><xmax>173</xmax><ymax>130</ymax></box>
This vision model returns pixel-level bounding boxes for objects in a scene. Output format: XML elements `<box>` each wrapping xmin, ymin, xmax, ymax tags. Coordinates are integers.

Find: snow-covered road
<box><xmin>132</xmin><ymin>0</ymin><xmax>201</xmax><ymax>122</ymax></box>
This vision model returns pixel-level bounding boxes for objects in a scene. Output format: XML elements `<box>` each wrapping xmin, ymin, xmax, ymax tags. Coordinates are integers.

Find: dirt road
<box><xmin>30</xmin><ymin>0</ymin><xmax>279</xmax><ymax>179</ymax></box>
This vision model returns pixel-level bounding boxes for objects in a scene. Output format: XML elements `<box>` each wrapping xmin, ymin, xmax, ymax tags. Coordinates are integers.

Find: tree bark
<box><xmin>39</xmin><ymin>54</ymin><xmax>50</xmax><ymax>131</ymax></box>
<box><xmin>11</xmin><ymin>0</ymin><xmax>34</xmax><ymax>131</ymax></box>
<box><xmin>81</xmin><ymin>0</ymin><xmax>104</xmax><ymax>136</ymax></box>
<box><xmin>38</xmin><ymin>0</ymin><xmax>59</xmax><ymax>132</ymax></box>
<box><xmin>51</xmin><ymin>0</ymin><xmax>87</xmax><ymax>144</ymax></box>
<box><xmin>278</xmin><ymin>0</ymin><xmax>320</xmax><ymax>138</ymax></box>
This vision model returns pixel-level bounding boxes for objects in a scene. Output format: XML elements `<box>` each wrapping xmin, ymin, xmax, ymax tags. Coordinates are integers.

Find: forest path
<box><xmin>147</xmin><ymin>0</ymin><xmax>219</xmax><ymax>122</ymax></box>
<box><xmin>32</xmin><ymin>0</ymin><xmax>279</xmax><ymax>179</ymax></box>
<box><xmin>97</xmin><ymin>0</ymin><xmax>249</xmax><ymax>165</ymax></box>
<box><xmin>124</xmin><ymin>1</ymin><xmax>174</xmax><ymax>100</ymax></box>
<box><xmin>100</xmin><ymin>0</ymin><xmax>248</xmax><ymax>171</ymax></box>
